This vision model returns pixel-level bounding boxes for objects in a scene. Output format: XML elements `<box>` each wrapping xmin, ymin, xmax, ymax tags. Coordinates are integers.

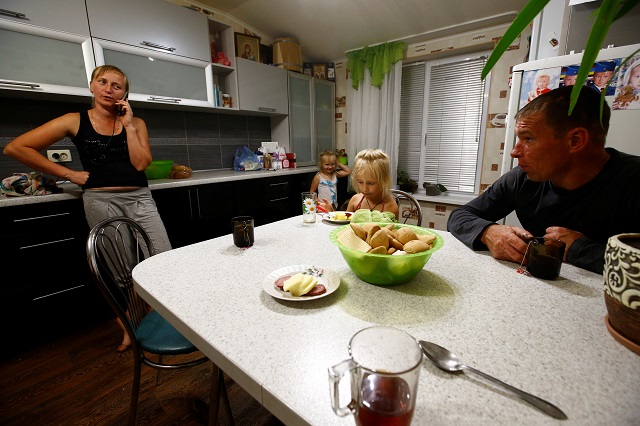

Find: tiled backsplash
<box><xmin>0</xmin><ymin>96</ymin><xmax>272</xmax><ymax>179</ymax></box>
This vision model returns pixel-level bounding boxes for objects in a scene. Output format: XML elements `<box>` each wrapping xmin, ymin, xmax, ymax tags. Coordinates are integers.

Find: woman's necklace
<box><xmin>89</xmin><ymin>110</ymin><xmax>119</xmax><ymax>136</ymax></box>
<box><xmin>366</xmin><ymin>197</ymin><xmax>383</xmax><ymax>211</ymax></box>
<box><xmin>89</xmin><ymin>110</ymin><xmax>118</xmax><ymax>145</ymax></box>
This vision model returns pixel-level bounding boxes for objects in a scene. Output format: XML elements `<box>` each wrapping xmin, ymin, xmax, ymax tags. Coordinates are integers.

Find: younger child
<box><xmin>320</xmin><ymin>149</ymin><xmax>399</xmax><ymax>219</ymax></box>
<box><xmin>310</xmin><ymin>150</ymin><xmax>351</xmax><ymax>211</ymax></box>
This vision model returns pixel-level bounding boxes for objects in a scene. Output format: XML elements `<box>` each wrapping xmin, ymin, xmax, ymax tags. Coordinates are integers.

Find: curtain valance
<box><xmin>346</xmin><ymin>42</ymin><xmax>406</xmax><ymax>89</ymax></box>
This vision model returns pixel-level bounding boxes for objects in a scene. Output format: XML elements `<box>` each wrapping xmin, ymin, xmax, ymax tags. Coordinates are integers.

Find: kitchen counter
<box><xmin>0</xmin><ymin>167</ymin><xmax>317</xmax><ymax>208</ymax></box>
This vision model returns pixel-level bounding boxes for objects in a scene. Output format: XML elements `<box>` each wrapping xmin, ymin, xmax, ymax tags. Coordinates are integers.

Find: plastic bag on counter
<box><xmin>1</xmin><ymin>172</ymin><xmax>62</xmax><ymax>196</ymax></box>
<box><xmin>234</xmin><ymin>146</ymin><xmax>261</xmax><ymax>171</ymax></box>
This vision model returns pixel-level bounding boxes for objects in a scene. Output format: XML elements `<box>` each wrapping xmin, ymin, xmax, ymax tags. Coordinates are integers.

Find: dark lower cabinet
<box><xmin>152</xmin><ymin>182</ymin><xmax>234</xmax><ymax>248</ymax></box>
<box><xmin>153</xmin><ymin>172</ymin><xmax>316</xmax><ymax>247</ymax></box>
<box><xmin>0</xmin><ymin>199</ymin><xmax>113</xmax><ymax>359</ymax></box>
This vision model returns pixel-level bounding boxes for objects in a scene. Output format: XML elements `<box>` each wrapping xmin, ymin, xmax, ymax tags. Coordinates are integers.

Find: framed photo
<box><xmin>313</xmin><ymin>63</ymin><xmax>327</xmax><ymax>80</ymax></box>
<box><xmin>234</xmin><ymin>33</ymin><xmax>261</xmax><ymax>62</ymax></box>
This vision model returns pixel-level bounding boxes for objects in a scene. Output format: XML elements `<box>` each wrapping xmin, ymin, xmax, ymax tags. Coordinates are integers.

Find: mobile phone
<box><xmin>117</xmin><ymin>92</ymin><xmax>129</xmax><ymax>116</ymax></box>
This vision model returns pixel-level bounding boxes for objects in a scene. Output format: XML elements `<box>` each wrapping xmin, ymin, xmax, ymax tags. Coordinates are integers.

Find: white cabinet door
<box><xmin>93</xmin><ymin>40</ymin><xmax>214</xmax><ymax>108</ymax></box>
<box><xmin>289</xmin><ymin>73</ymin><xmax>313</xmax><ymax>165</ymax></box>
<box><xmin>85</xmin><ymin>0</ymin><xmax>210</xmax><ymax>62</ymax></box>
<box><xmin>0</xmin><ymin>0</ymin><xmax>90</xmax><ymax>36</ymax></box>
<box><xmin>287</xmin><ymin>73</ymin><xmax>335</xmax><ymax>166</ymax></box>
<box><xmin>0</xmin><ymin>20</ymin><xmax>94</xmax><ymax>97</ymax></box>
<box><xmin>236</xmin><ymin>57</ymin><xmax>288</xmax><ymax>114</ymax></box>
<box><xmin>314</xmin><ymin>79</ymin><xmax>335</xmax><ymax>155</ymax></box>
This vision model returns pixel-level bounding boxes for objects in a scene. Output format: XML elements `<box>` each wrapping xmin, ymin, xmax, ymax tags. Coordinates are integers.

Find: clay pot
<box><xmin>603</xmin><ymin>233</ymin><xmax>640</xmax><ymax>353</ymax></box>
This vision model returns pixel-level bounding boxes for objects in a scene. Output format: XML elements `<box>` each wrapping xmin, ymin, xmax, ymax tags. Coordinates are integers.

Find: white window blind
<box><xmin>398</xmin><ymin>63</ymin><xmax>425</xmax><ymax>178</ymax></box>
<box><xmin>399</xmin><ymin>54</ymin><xmax>487</xmax><ymax>194</ymax></box>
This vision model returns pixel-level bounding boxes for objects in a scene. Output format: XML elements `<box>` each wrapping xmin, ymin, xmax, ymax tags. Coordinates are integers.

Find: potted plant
<box><xmin>397</xmin><ymin>170</ymin><xmax>418</xmax><ymax>193</ymax></box>
<box><xmin>603</xmin><ymin>234</ymin><xmax>640</xmax><ymax>354</ymax></box>
<box><xmin>423</xmin><ymin>182</ymin><xmax>447</xmax><ymax>196</ymax></box>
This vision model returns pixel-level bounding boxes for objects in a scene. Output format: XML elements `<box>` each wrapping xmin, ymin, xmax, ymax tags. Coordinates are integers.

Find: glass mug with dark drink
<box><xmin>232</xmin><ymin>216</ymin><xmax>254</xmax><ymax>248</ymax></box>
<box><xmin>328</xmin><ymin>326</ymin><xmax>423</xmax><ymax>426</ymax></box>
<box><xmin>526</xmin><ymin>237</ymin><xmax>566</xmax><ymax>279</ymax></box>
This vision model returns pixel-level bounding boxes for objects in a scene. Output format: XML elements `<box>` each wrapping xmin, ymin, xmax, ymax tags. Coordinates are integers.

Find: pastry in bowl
<box><xmin>329</xmin><ymin>223</ymin><xmax>443</xmax><ymax>285</ymax></box>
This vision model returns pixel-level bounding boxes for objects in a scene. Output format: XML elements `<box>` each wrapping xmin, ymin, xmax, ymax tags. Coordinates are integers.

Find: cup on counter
<box><xmin>526</xmin><ymin>237</ymin><xmax>566</xmax><ymax>279</ymax></box>
<box><xmin>328</xmin><ymin>326</ymin><xmax>423</xmax><ymax>426</ymax></box>
<box><xmin>232</xmin><ymin>216</ymin><xmax>254</xmax><ymax>248</ymax></box>
<box><xmin>301</xmin><ymin>192</ymin><xmax>317</xmax><ymax>223</ymax></box>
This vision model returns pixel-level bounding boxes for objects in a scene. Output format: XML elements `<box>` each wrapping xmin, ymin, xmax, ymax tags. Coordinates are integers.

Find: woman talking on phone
<box><xmin>3</xmin><ymin>65</ymin><xmax>171</xmax><ymax>352</ymax></box>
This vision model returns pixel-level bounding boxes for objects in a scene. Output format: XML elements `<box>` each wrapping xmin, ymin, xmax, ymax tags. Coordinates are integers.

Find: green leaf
<box><xmin>614</xmin><ymin>0</ymin><xmax>640</xmax><ymax>20</ymax></box>
<box><xmin>569</xmin><ymin>0</ymin><xmax>621</xmax><ymax>115</ymax></box>
<box><xmin>482</xmin><ymin>0</ymin><xmax>550</xmax><ymax>80</ymax></box>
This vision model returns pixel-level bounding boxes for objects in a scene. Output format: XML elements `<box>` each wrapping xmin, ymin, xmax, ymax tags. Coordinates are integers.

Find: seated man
<box><xmin>448</xmin><ymin>85</ymin><xmax>640</xmax><ymax>274</ymax></box>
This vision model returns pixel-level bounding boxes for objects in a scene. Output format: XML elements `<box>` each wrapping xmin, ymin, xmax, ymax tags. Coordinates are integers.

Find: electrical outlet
<box><xmin>47</xmin><ymin>149</ymin><xmax>72</xmax><ymax>163</ymax></box>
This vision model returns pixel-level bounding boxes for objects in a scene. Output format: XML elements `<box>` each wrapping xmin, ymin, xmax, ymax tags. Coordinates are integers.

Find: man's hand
<box><xmin>480</xmin><ymin>224</ymin><xmax>533</xmax><ymax>264</ymax></box>
<box><xmin>544</xmin><ymin>226</ymin><xmax>583</xmax><ymax>261</ymax></box>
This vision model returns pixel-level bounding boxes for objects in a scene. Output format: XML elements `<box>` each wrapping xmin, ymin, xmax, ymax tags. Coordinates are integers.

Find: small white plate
<box><xmin>263</xmin><ymin>265</ymin><xmax>340</xmax><ymax>301</ymax></box>
<box><xmin>322</xmin><ymin>211</ymin><xmax>352</xmax><ymax>224</ymax></box>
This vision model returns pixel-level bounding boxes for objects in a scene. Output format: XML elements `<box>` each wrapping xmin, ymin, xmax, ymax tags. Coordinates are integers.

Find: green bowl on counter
<box><xmin>329</xmin><ymin>223</ymin><xmax>443</xmax><ymax>285</ymax></box>
<box><xmin>144</xmin><ymin>160</ymin><xmax>173</xmax><ymax>180</ymax></box>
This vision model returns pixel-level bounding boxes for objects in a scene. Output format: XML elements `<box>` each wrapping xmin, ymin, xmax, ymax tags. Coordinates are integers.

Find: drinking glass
<box><xmin>301</xmin><ymin>192</ymin><xmax>317</xmax><ymax>223</ymax></box>
<box><xmin>232</xmin><ymin>216</ymin><xmax>254</xmax><ymax>247</ymax></box>
<box><xmin>328</xmin><ymin>326</ymin><xmax>423</xmax><ymax>426</ymax></box>
<box><xmin>526</xmin><ymin>237</ymin><xmax>565</xmax><ymax>279</ymax></box>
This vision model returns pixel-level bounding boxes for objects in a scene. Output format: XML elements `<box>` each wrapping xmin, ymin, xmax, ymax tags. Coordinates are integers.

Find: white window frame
<box><xmin>399</xmin><ymin>51</ymin><xmax>491</xmax><ymax>195</ymax></box>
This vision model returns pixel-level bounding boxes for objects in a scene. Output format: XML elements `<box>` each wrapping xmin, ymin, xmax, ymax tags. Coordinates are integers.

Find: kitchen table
<box><xmin>132</xmin><ymin>216</ymin><xmax>639</xmax><ymax>425</ymax></box>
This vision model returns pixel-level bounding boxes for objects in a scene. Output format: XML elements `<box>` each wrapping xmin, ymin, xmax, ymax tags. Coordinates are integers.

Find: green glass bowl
<box><xmin>329</xmin><ymin>223</ymin><xmax>444</xmax><ymax>285</ymax></box>
<box><xmin>144</xmin><ymin>160</ymin><xmax>173</xmax><ymax>179</ymax></box>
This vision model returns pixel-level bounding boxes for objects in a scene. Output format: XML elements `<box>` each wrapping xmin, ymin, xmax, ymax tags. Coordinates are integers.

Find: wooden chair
<box><xmin>86</xmin><ymin>216</ymin><xmax>232</xmax><ymax>426</ymax></box>
<box><xmin>391</xmin><ymin>189</ymin><xmax>423</xmax><ymax>227</ymax></box>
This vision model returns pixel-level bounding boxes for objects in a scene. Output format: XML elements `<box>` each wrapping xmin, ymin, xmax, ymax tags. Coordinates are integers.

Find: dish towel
<box><xmin>1</xmin><ymin>172</ymin><xmax>61</xmax><ymax>196</ymax></box>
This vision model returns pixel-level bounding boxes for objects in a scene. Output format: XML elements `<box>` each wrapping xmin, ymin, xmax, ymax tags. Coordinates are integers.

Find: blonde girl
<box><xmin>343</xmin><ymin>149</ymin><xmax>399</xmax><ymax>218</ymax></box>
<box><xmin>311</xmin><ymin>150</ymin><xmax>350</xmax><ymax>211</ymax></box>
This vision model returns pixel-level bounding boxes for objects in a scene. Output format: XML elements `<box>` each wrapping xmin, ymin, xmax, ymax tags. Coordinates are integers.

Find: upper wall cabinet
<box><xmin>286</xmin><ymin>73</ymin><xmax>335</xmax><ymax>166</ymax></box>
<box><xmin>0</xmin><ymin>0</ymin><xmax>90</xmax><ymax>36</ymax></box>
<box><xmin>86</xmin><ymin>0</ymin><xmax>215</xmax><ymax>108</ymax></box>
<box><xmin>0</xmin><ymin>0</ymin><xmax>94</xmax><ymax>96</ymax></box>
<box><xmin>236</xmin><ymin>57</ymin><xmax>288</xmax><ymax>114</ymax></box>
<box><xmin>85</xmin><ymin>0</ymin><xmax>210</xmax><ymax>62</ymax></box>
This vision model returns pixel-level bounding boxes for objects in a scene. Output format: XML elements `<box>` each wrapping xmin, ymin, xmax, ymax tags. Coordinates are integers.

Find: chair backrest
<box><xmin>86</xmin><ymin>217</ymin><xmax>156</xmax><ymax>340</ymax></box>
<box><xmin>391</xmin><ymin>189</ymin><xmax>423</xmax><ymax>227</ymax></box>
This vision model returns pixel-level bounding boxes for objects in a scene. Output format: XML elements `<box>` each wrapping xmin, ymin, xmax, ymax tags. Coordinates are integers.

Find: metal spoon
<box><xmin>419</xmin><ymin>341</ymin><xmax>568</xmax><ymax>420</ymax></box>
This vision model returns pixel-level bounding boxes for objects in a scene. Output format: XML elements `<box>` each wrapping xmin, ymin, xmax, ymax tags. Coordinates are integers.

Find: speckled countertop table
<box><xmin>0</xmin><ymin>167</ymin><xmax>316</xmax><ymax>207</ymax></box>
<box><xmin>132</xmin><ymin>216</ymin><xmax>639</xmax><ymax>426</ymax></box>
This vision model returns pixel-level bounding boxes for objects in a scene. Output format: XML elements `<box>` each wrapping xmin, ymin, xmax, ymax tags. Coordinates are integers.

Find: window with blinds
<box><xmin>399</xmin><ymin>54</ymin><xmax>488</xmax><ymax>194</ymax></box>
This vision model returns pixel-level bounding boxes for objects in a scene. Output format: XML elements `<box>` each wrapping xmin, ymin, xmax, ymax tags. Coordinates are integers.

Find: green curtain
<box><xmin>346</xmin><ymin>42</ymin><xmax>406</xmax><ymax>90</ymax></box>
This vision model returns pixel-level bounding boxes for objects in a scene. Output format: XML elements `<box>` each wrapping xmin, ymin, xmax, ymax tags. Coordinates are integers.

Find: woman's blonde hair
<box><xmin>90</xmin><ymin>65</ymin><xmax>129</xmax><ymax>107</ymax></box>
<box><xmin>351</xmin><ymin>149</ymin><xmax>392</xmax><ymax>199</ymax></box>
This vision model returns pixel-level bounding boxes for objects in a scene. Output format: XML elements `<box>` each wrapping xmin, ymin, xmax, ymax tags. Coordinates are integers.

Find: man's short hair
<box><xmin>515</xmin><ymin>85</ymin><xmax>610</xmax><ymax>144</ymax></box>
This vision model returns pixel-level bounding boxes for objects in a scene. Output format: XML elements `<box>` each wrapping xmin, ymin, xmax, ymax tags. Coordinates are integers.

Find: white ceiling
<box><xmin>195</xmin><ymin>0</ymin><xmax>530</xmax><ymax>62</ymax></box>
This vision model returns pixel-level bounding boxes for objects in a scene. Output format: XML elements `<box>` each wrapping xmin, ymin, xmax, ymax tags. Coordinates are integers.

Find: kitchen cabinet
<box><xmin>152</xmin><ymin>182</ymin><xmax>235</xmax><ymax>248</ymax></box>
<box><xmin>153</xmin><ymin>172</ymin><xmax>317</xmax><ymax>246</ymax></box>
<box><xmin>0</xmin><ymin>199</ymin><xmax>112</xmax><ymax>357</ymax></box>
<box><xmin>85</xmin><ymin>0</ymin><xmax>210</xmax><ymax>62</ymax></box>
<box><xmin>87</xmin><ymin>0</ymin><xmax>216</xmax><ymax>108</ymax></box>
<box><xmin>236</xmin><ymin>57</ymin><xmax>288</xmax><ymax>114</ymax></box>
<box><xmin>0</xmin><ymin>0</ymin><xmax>95</xmax><ymax>97</ymax></box>
<box><xmin>285</xmin><ymin>73</ymin><xmax>335</xmax><ymax>166</ymax></box>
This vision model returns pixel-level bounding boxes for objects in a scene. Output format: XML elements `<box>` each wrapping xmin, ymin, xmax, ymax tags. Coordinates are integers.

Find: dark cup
<box><xmin>232</xmin><ymin>216</ymin><xmax>254</xmax><ymax>248</ymax></box>
<box><xmin>527</xmin><ymin>237</ymin><xmax>566</xmax><ymax>279</ymax></box>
